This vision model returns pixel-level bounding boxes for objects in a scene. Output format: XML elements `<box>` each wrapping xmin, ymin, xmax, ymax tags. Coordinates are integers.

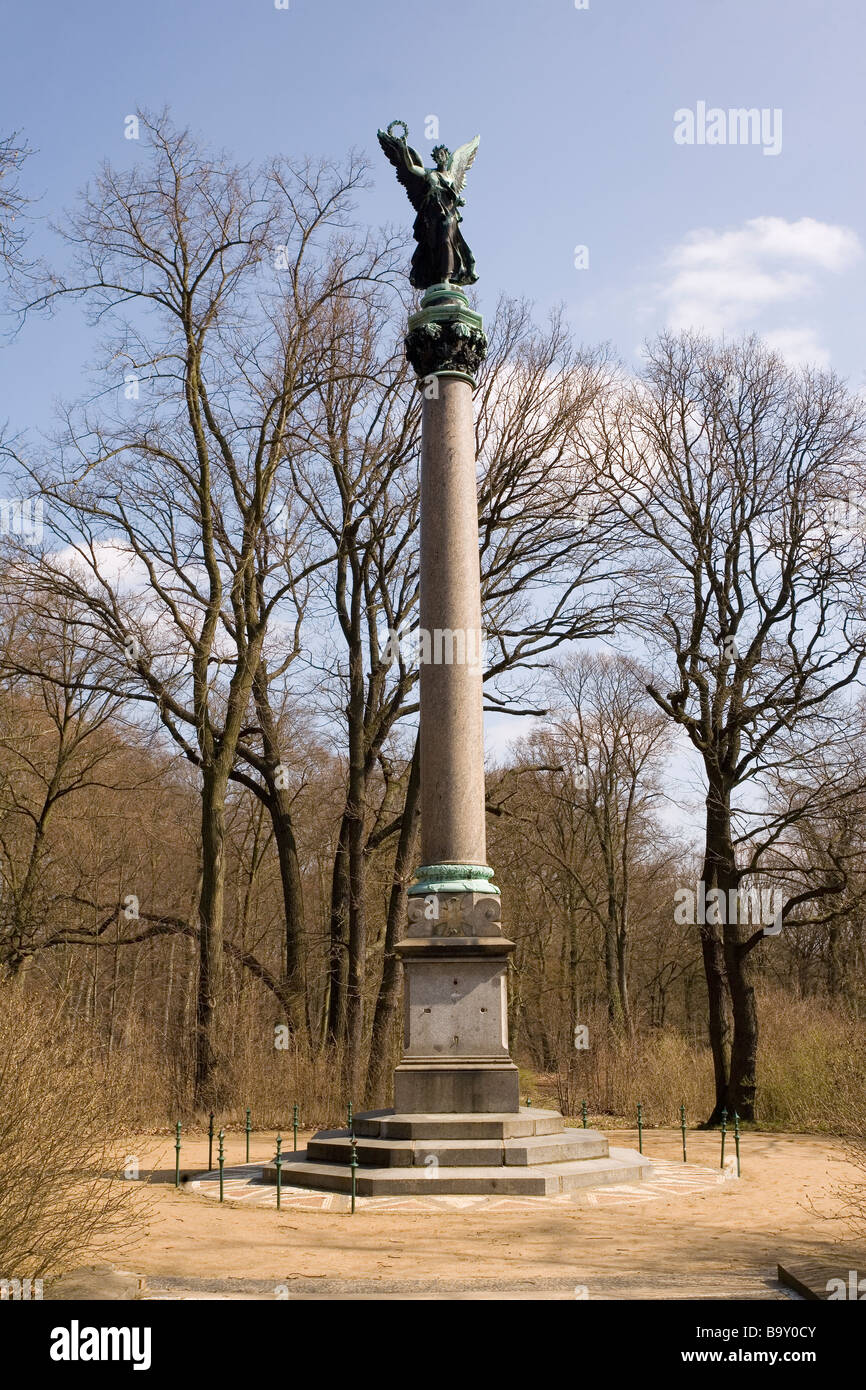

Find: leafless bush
<box><xmin>0</xmin><ymin>993</ymin><xmax>142</xmax><ymax>1279</ymax></box>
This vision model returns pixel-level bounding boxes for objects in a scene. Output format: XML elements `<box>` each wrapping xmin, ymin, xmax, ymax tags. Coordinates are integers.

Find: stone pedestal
<box><xmin>393</xmin><ymin>882</ymin><xmax>518</xmax><ymax>1113</ymax></box>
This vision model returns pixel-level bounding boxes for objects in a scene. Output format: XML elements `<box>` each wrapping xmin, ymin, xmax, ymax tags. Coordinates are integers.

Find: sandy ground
<box><xmin>58</xmin><ymin>1127</ymin><xmax>866</xmax><ymax>1299</ymax></box>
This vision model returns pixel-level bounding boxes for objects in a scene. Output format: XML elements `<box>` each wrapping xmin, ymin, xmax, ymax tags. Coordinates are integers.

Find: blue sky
<box><xmin>3</xmin><ymin>0</ymin><xmax>864</xmax><ymax>430</ymax></box>
<box><xmin>2</xmin><ymin>0</ymin><xmax>864</xmax><ymax>832</ymax></box>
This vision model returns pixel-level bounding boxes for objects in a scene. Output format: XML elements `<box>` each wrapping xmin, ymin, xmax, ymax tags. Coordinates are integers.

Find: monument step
<box><xmin>351</xmin><ymin>1107</ymin><xmax>565</xmax><ymax>1140</ymax></box>
<box><xmin>306</xmin><ymin>1130</ymin><xmax>609</xmax><ymax>1168</ymax></box>
<box><xmin>263</xmin><ymin>1146</ymin><xmax>651</xmax><ymax>1196</ymax></box>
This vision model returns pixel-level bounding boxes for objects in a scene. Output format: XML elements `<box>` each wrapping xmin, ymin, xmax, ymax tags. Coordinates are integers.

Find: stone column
<box><xmin>418</xmin><ymin>373</ymin><xmax>487</xmax><ymax>869</ymax></box>
<box><xmin>393</xmin><ymin>283</ymin><xmax>520</xmax><ymax>1114</ymax></box>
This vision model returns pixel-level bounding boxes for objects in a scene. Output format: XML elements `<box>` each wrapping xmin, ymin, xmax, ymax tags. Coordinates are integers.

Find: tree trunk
<box><xmin>253</xmin><ymin>666</ymin><xmax>307</xmax><ymax>1036</ymax></box>
<box><xmin>616</xmin><ymin>921</ymin><xmax>634</xmax><ymax>1040</ymax></box>
<box><xmin>364</xmin><ymin>738</ymin><xmax>421</xmax><ymax>1106</ymax></box>
<box><xmin>603</xmin><ymin>882</ymin><xmax>626</xmax><ymax>1034</ymax></box>
<box><xmin>326</xmin><ymin>816</ymin><xmax>350</xmax><ymax>1045</ymax></box>
<box><xmin>195</xmin><ymin>762</ymin><xmax>229</xmax><ymax>1110</ymax></box>
<box><xmin>723</xmin><ymin>926</ymin><xmax>759</xmax><ymax>1122</ymax></box>
<box><xmin>700</xmin><ymin>780</ymin><xmax>736</xmax><ymax>1124</ymax></box>
<box><xmin>343</xmin><ymin>614</ymin><xmax>369</xmax><ymax>1101</ymax></box>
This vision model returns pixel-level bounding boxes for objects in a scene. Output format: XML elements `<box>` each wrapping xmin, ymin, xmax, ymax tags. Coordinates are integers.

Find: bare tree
<box><xmin>590</xmin><ymin>332</ymin><xmax>866</xmax><ymax>1119</ymax></box>
<box><xmin>7</xmin><ymin>110</ymin><xmax>401</xmax><ymax>1105</ymax></box>
<box><xmin>0</xmin><ymin>130</ymin><xmax>34</xmax><ymax>285</ymax></box>
<box><xmin>526</xmin><ymin>653</ymin><xmax>672</xmax><ymax>1039</ymax></box>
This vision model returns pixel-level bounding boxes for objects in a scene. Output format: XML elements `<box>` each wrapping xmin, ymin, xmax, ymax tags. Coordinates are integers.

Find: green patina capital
<box><xmin>408</xmin><ymin>862</ymin><xmax>500</xmax><ymax>897</ymax></box>
<box><xmin>405</xmin><ymin>283</ymin><xmax>487</xmax><ymax>385</ymax></box>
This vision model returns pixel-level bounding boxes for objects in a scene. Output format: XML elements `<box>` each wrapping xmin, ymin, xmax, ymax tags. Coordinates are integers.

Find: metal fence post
<box><xmin>350</xmin><ymin>1135</ymin><xmax>358</xmax><ymax>1214</ymax></box>
<box><xmin>680</xmin><ymin>1103</ymin><xmax>687</xmax><ymax>1163</ymax></box>
<box><xmin>720</xmin><ymin>1108</ymin><xmax>727</xmax><ymax>1169</ymax></box>
<box><xmin>175</xmin><ymin>1121</ymin><xmax>181</xmax><ymax>1188</ymax></box>
<box><xmin>218</xmin><ymin>1128</ymin><xmax>225</xmax><ymax>1203</ymax></box>
<box><xmin>275</xmin><ymin>1133</ymin><xmax>283</xmax><ymax>1211</ymax></box>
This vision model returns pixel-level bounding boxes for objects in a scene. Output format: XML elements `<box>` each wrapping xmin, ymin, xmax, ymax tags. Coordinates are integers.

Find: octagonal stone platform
<box><xmin>263</xmin><ymin>1108</ymin><xmax>651</xmax><ymax>1196</ymax></box>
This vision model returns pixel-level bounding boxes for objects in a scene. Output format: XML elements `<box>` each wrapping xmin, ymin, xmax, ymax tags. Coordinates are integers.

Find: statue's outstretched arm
<box><xmin>399</xmin><ymin>141</ymin><xmax>425</xmax><ymax>177</ymax></box>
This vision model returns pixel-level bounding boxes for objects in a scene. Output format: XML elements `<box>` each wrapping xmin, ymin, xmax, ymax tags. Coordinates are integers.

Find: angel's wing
<box><xmin>377</xmin><ymin>130</ymin><xmax>427</xmax><ymax>212</ymax></box>
<box><xmin>449</xmin><ymin>136</ymin><xmax>480</xmax><ymax>195</ymax></box>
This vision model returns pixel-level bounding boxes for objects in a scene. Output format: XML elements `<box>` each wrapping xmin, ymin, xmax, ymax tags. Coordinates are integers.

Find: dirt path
<box><xmin>65</xmin><ymin>1128</ymin><xmax>865</xmax><ymax>1300</ymax></box>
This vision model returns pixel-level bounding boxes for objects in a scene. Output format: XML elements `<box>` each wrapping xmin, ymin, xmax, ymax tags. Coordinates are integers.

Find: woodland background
<box><xmin>1</xmin><ymin>114</ymin><xmax>866</xmax><ymax>1161</ymax></box>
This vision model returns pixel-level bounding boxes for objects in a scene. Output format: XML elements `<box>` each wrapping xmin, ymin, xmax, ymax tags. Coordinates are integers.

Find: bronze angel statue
<box><xmin>377</xmin><ymin>121</ymin><xmax>480</xmax><ymax>289</ymax></box>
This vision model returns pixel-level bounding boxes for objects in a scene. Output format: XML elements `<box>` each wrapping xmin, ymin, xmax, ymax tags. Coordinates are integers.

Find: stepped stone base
<box><xmin>263</xmin><ymin>1108</ymin><xmax>652</xmax><ymax>1196</ymax></box>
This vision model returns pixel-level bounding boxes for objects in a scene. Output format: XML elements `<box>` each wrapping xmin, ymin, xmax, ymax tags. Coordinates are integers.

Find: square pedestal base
<box><xmin>393</xmin><ymin>1059</ymin><xmax>520</xmax><ymax>1114</ymax></box>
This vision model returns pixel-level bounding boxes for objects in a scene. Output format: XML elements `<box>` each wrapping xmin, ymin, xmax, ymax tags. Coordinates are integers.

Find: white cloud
<box><xmin>658</xmin><ymin>216</ymin><xmax>861</xmax><ymax>363</ymax></box>
<box><xmin>760</xmin><ymin>327</ymin><xmax>831</xmax><ymax>369</ymax></box>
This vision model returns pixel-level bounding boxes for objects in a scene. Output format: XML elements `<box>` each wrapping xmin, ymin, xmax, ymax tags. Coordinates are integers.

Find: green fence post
<box><xmin>734</xmin><ymin>1112</ymin><xmax>741</xmax><ymax>1177</ymax></box>
<box><xmin>175</xmin><ymin>1121</ymin><xmax>181</xmax><ymax>1188</ymax></box>
<box><xmin>275</xmin><ymin>1133</ymin><xmax>283</xmax><ymax>1211</ymax></box>
<box><xmin>350</xmin><ymin>1135</ymin><xmax>358</xmax><ymax>1214</ymax></box>
<box><xmin>720</xmin><ymin>1108</ymin><xmax>727</xmax><ymax>1169</ymax></box>
<box><xmin>526</xmin><ymin>1096</ymin><xmax>532</xmax><ymax>1108</ymax></box>
<box><xmin>293</xmin><ymin>1103</ymin><xmax>299</xmax><ymax>1154</ymax></box>
<box><xmin>637</xmin><ymin>1102</ymin><xmax>643</xmax><ymax>1154</ymax></box>
<box><xmin>680</xmin><ymin>1103</ymin><xmax>687</xmax><ymax>1163</ymax></box>
<box><xmin>218</xmin><ymin>1128</ymin><xmax>225</xmax><ymax>1203</ymax></box>
<box><xmin>582</xmin><ymin>1099</ymin><xmax>588</xmax><ymax>1129</ymax></box>
<box><xmin>347</xmin><ymin>1102</ymin><xmax>353</xmax><ymax>1135</ymax></box>
<box><xmin>208</xmin><ymin>1112</ymin><xmax>214</xmax><ymax>1171</ymax></box>
<box><xmin>245</xmin><ymin>1107</ymin><xmax>251</xmax><ymax>1163</ymax></box>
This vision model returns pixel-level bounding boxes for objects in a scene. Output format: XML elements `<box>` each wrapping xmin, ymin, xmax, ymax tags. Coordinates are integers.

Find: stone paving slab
<box><xmin>137</xmin><ymin>1271</ymin><xmax>791</xmax><ymax>1300</ymax></box>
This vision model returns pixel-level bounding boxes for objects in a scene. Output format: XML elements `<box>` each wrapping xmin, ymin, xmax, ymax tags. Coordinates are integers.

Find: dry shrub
<box><xmin>546</xmin><ymin>1009</ymin><xmax>712</xmax><ymax>1126</ymax></box>
<box><xmin>74</xmin><ymin>1016</ymin><xmax>357</xmax><ymax>1135</ymax></box>
<box><xmin>544</xmin><ymin>990</ymin><xmax>866</xmax><ymax>1131</ymax></box>
<box><xmin>0</xmin><ymin>992</ymin><xmax>142</xmax><ymax>1279</ymax></box>
<box><xmin>218</xmin><ymin>1035</ymin><xmax>351</xmax><ymax>1131</ymax></box>
<box><xmin>756</xmin><ymin>991</ymin><xmax>866</xmax><ymax>1131</ymax></box>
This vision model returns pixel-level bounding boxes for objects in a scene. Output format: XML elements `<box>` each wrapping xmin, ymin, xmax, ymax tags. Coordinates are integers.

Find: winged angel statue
<box><xmin>377</xmin><ymin>121</ymin><xmax>480</xmax><ymax>289</ymax></box>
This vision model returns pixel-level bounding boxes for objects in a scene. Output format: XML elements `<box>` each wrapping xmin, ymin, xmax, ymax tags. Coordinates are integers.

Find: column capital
<box><xmin>405</xmin><ymin>283</ymin><xmax>488</xmax><ymax>385</ymax></box>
